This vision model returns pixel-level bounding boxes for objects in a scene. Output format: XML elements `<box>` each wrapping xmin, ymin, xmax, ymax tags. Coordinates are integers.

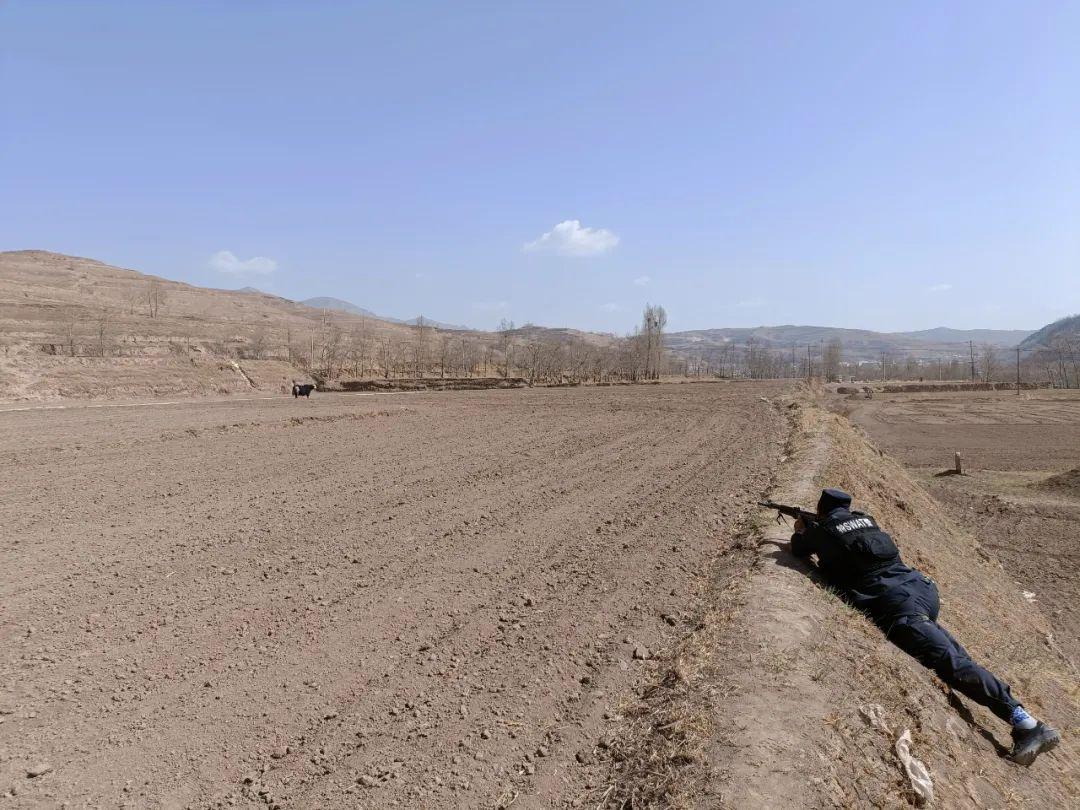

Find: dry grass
<box><xmin>585</xmin><ymin>510</ymin><xmax>771</xmax><ymax>808</ymax></box>
<box><xmin>596</xmin><ymin>564</ymin><xmax>752</xmax><ymax>809</ymax></box>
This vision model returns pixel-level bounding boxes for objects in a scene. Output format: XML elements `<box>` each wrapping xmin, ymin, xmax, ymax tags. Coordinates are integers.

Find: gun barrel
<box><xmin>758</xmin><ymin>500</ymin><xmax>798</xmax><ymax>513</ymax></box>
<box><xmin>758</xmin><ymin>500</ymin><xmax>815</xmax><ymax>523</ymax></box>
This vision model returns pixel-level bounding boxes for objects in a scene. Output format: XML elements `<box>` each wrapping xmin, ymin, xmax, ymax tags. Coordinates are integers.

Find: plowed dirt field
<box><xmin>1</xmin><ymin>382</ymin><xmax>788</xmax><ymax>807</ymax></box>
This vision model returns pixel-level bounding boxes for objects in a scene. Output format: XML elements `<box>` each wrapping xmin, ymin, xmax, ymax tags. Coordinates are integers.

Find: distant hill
<box><xmin>666</xmin><ymin>324</ymin><xmax>1034</xmax><ymax>363</ymax></box>
<box><xmin>1019</xmin><ymin>315</ymin><xmax>1080</xmax><ymax>350</ymax></box>
<box><xmin>300</xmin><ymin>296</ymin><xmax>471</xmax><ymax>331</ymax></box>
<box><xmin>0</xmin><ymin>250</ymin><xmax>459</xmax><ymax>399</ymax></box>
<box><xmin>401</xmin><ymin>315</ymin><xmax>472</xmax><ymax>331</ymax></box>
<box><xmin>894</xmin><ymin>327</ymin><xmax>1033</xmax><ymax>344</ymax></box>
<box><xmin>300</xmin><ymin>296</ymin><xmax>382</xmax><ymax>319</ymax></box>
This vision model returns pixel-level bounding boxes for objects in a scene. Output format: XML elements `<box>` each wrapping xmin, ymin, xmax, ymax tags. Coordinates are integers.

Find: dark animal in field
<box><xmin>292</xmin><ymin>383</ymin><xmax>316</xmax><ymax>398</ymax></box>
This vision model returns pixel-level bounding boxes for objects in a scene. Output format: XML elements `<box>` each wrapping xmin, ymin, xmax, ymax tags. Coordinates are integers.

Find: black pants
<box><xmin>881</xmin><ymin>576</ymin><xmax>1020</xmax><ymax>722</ymax></box>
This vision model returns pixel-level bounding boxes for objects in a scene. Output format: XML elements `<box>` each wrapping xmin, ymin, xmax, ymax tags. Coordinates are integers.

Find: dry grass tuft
<box><xmin>592</xmin><ymin>536</ymin><xmax>756</xmax><ymax>808</ymax></box>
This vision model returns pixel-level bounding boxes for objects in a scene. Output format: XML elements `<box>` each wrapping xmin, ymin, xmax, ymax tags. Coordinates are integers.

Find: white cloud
<box><xmin>472</xmin><ymin>300</ymin><xmax>509</xmax><ymax>311</ymax></box>
<box><xmin>523</xmin><ymin>220</ymin><xmax>619</xmax><ymax>257</ymax></box>
<box><xmin>927</xmin><ymin>283</ymin><xmax>953</xmax><ymax>292</ymax></box>
<box><xmin>209</xmin><ymin>250</ymin><xmax>278</xmax><ymax>276</ymax></box>
<box><xmin>632</xmin><ymin>275</ymin><xmax>651</xmax><ymax>286</ymax></box>
<box><xmin>599</xmin><ymin>302</ymin><xmax>621</xmax><ymax>312</ymax></box>
<box><xmin>736</xmin><ymin>298</ymin><xmax>765</xmax><ymax>308</ymax></box>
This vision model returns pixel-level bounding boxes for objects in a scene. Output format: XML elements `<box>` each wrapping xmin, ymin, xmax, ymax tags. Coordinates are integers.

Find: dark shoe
<box><xmin>1008</xmin><ymin>722</ymin><xmax>1061</xmax><ymax>766</ymax></box>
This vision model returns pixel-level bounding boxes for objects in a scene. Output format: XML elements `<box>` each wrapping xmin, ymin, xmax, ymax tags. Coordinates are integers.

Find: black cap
<box><xmin>817</xmin><ymin>488</ymin><xmax>852</xmax><ymax>513</ymax></box>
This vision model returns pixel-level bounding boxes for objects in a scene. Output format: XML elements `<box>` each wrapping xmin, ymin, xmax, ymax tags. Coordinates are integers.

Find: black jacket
<box><xmin>791</xmin><ymin>506</ymin><xmax>926</xmax><ymax>623</ymax></box>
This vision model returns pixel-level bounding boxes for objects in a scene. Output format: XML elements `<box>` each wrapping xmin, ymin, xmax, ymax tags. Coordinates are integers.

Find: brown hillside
<box><xmin>0</xmin><ymin>250</ymin><xmax>419</xmax><ymax>341</ymax></box>
<box><xmin>0</xmin><ymin>251</ymin><xmax>486</xmax><ymax>400</ymax></box>
<box><xmin>0</xmin><ymin>251</ymin><xmax>637</xmax><ymax>400</ymax></box>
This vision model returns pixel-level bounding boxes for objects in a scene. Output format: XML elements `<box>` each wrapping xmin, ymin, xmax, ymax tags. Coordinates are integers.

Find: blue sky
<box><xmin>2</xmin><ymin>2</ymin><xmax>1078</xmax><ymax>332</ymax></box>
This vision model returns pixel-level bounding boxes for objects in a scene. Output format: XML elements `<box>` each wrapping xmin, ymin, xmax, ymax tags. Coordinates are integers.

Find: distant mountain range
<box><xmin>228</xmin><ymin>288</ymin><xmax>1048</xmax><ymax>360</ymax></box>
<box><xmin>297</xmin><ymin>296</ymin><xmax>471</xmax><ymax>331</ymax></box>
<box><xmin>665</xmin><ymin>324</ymin><xmax>1034</xmax><ymax>363</ymax></box>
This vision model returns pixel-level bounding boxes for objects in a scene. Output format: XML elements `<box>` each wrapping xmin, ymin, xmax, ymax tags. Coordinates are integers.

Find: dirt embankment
<box><xmin>337</xmin><ymin>376</ymin><xmax>529</xmax><ymax>393</ymax></box>
<box><xmin>841</xmin><ymin>389</ymin><xmax>1080</xmax><ymax>666</ymax></box>
<box><xmin>593</xmin><ymin>395</ymin><xmax>1077</xmax><ymax>807</ymax></box>
<box><xmin>0</xmin><ymin>353</ymin><xmax>307</xmax><ymax>401</ymax></box>
<box><xmin>880</xmin><ymin>383</ymin><xmax>1044</xmax><ymax>394</ymax></box>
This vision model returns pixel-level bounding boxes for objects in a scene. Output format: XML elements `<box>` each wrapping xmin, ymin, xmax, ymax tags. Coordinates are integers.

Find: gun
<box><xmin>758</xmin><ymin>500</ymin><xmax>817</xmax><ymax>527</ymax></box>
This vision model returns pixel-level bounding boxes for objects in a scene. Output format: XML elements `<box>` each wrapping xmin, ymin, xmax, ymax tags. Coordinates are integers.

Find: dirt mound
<box><xmin>337</xmin><ymin>376</ymin><xmax>528</xmax><ymax>392</ymax></box>
<box><xmin>881</xmin><ymin>382</ymin><xmax>1042</xmax><ymax>393</ymax></box>
<box><xmin>1039</xmin><ymin>466</ymin><xmax>1080</xmax><ymax>495</ymax></box>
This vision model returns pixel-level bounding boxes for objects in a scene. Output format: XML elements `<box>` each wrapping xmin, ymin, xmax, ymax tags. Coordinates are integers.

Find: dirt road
<box><xmin>0</xmin><ymin>382</ymin><xmax>788</xmax><ymax>807</ymax></box>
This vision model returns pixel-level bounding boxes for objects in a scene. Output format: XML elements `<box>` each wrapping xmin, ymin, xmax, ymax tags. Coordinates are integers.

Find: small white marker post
<box><xmin>954</xmin><ymin>452</ymin><xmax>963</xmax><ymax>475</ymax></box>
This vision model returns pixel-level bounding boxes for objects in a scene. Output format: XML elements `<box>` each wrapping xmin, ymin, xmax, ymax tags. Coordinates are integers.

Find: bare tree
<box><xmin>62</xmin><ymin>309</ymin><xmax>78</xmax><ymax>357</ymax></box>
<box><xmin>497</xmin><ymin>318</ymin><xmax>515</xmax><ymax>377</ymax></box>
<box><xmin>95</xmin><ymin>315</ymin><xmax>111</xmax><ymax>357</ymax></box>
<box><xmin>320</xmin><ymin>322</ymin><xmax>343</xmax><ymax>378</ymax></box>
<box><xmin>640</xmin><ymin>304</ymin><xmax>667</xmax><ymax>379</ymax></box>
<box><xmin>125</xmin><ymin>288</ymin><xmax>142</xmax><ymax>315</ymax></box>
<box><xmin>146</xmin><ymin>280</ymin><xmax>167</xmax><ymax>318</ymax></box>
<box><xmin>347</xmin><ymin>320</ymin><xmax>370</xmax><ymax>377</ymax></box>
<box><xmin>437</xmin><ymin>334</ymin><xmax>453</xmax><ymax>378</ymax></box>
<box><xmin>823</xmin><ymin>339</ymin><xmax>843</xmax><ymax>382</ymax></box>
<box><xmin>248</xmin><ymin>326</ymin><xmax>268</xmax><ymax>360</ymax></box>
<box><xmin>379</xmin><ymin>337</ymin><xmax>392</xmax><ymax>379</ymax></box>
<box><xmin>285</xmin><ymin>325</ymin><xmax>298</xmax><ymax>364</ymax></box>
<box><xmin>903</xmin><ymin>356</ymin><xmax>920</xmax><ymax>380</ymax></box>
<box><xmin>414</xmin><ymin>316</ymin><xmax>430</xmax><ymax>377</ymax></box>
<box><xmin>980</xmin><ymin>343</ymin><xmax>997</xmax><ymax>382</ymax></box>
<box><xmin>460</xmin><ymin>337</ymin><xmax>470</xmax><ymax>377</ymax></box>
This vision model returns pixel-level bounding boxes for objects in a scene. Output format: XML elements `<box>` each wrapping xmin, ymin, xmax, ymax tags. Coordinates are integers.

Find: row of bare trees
<box><xmin>672</xmin><ymin>338</ymin><xmax>1050</xmax><ymax>385</ymax></box>
<box><xmin>48</xmin><ymin>276</ymin><xmax>171</xmax><ymax>357</ymax></box>
<box><xmin>120</xmin><ymin>279</ymin><xmax>167</xmax><ymax>318</ymax></box>
<box><xmin>228</xmin><ymin>304</ymin><xmax>673</xmax><ymax>384</ymax></box>
<box><xmin>675</xmin><ymin>338</ymin><xmax>848</xmax><ymax>381</ymax></box>
<box><xmin>1031</xmin><ymin>336</ymin><xmax>1080</xmax><ymax>388</ymax></box>
<box><xmin>50</xmin><ymin>310</ymin><xmax>115</xmax><ymax>357</ymax></box>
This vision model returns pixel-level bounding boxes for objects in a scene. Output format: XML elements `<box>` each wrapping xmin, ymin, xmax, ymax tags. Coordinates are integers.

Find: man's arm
<box><xmin>790</xmin><ymin>517</ymin><xmax>822</xmax><ymax>558</ymax></box>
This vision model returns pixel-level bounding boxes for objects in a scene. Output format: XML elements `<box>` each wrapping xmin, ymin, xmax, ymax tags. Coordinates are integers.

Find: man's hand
<box><xmin>793</xmin><ymin>516</ymin><xmax>807</xmax><ymax>534</ymax></box>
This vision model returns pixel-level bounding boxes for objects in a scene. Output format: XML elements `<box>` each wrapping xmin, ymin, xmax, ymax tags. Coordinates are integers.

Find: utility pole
<box><xmin>1016</xmin><ymin>346</ymin><xmax>1021</xmax><ymax>395</ymax></box>
<box><xmin>969</xmin><ymin>340</ymin><xmax>976</xmax><ymax>381</ymax></box>
<box><xmin>881</xmin><ymin>351</ymin><xmax>886</xmax><ymax>383</ymax></box>
<box><xmin>807</xmin><ymin>344</ymin><xmax>812</xmax><ymax>380</ymax></box>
